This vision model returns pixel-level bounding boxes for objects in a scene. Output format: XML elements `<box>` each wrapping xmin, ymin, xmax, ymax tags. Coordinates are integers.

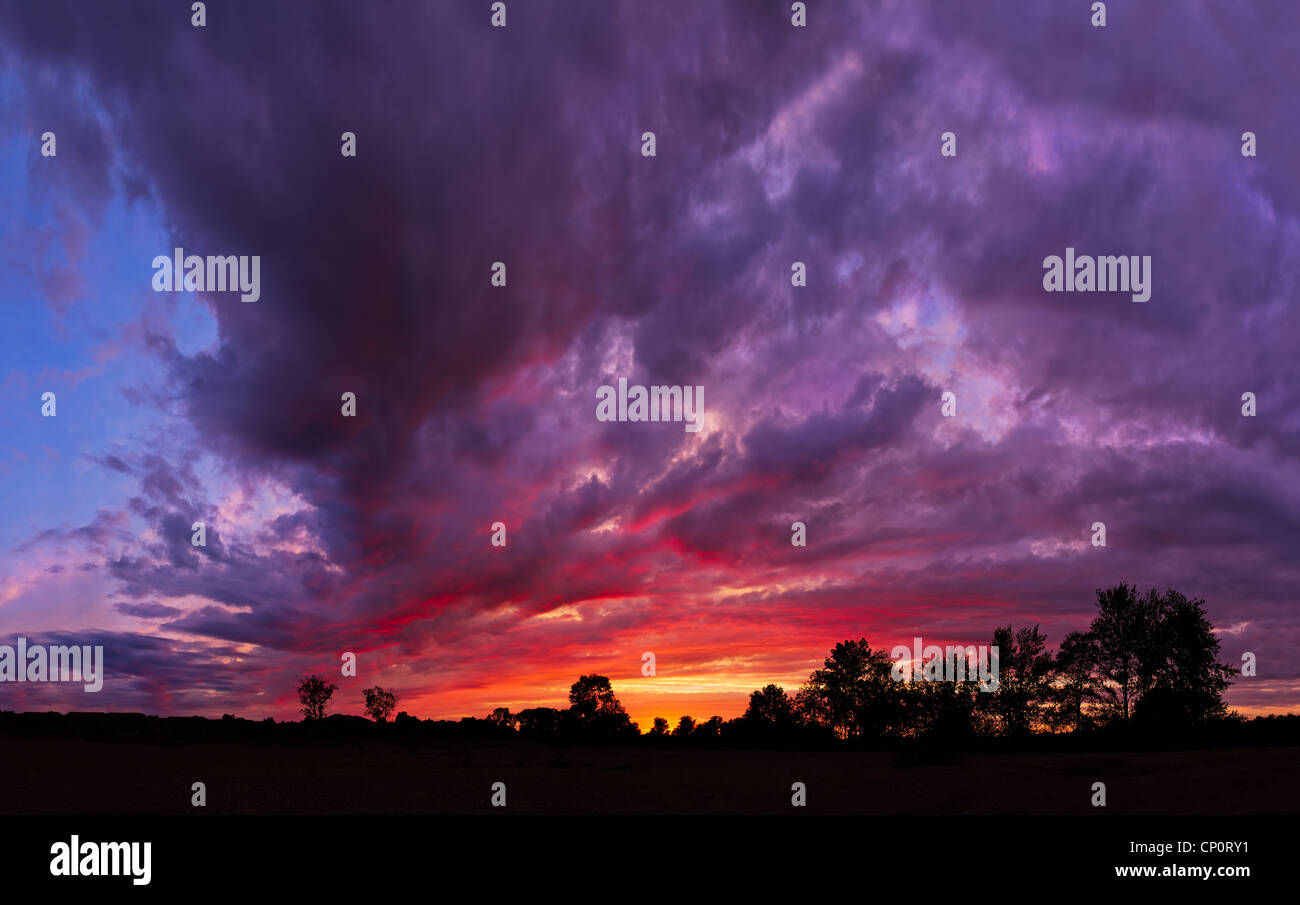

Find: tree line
<box><xmin>296</xmin><ymin>584</ymin><xmax>1239</xmax><ymax>743</ymax></box>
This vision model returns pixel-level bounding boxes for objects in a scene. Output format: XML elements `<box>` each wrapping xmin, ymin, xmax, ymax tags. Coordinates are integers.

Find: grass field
<box><xmin>3</xmin><ymin>738</ymin><xmax>1295</xmax><ymax>814</ymax></box>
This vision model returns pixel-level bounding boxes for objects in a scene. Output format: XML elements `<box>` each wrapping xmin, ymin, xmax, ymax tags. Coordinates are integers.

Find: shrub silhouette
<box><xmin>362</xmin><ymin>686</ymin><xmax>398</xmax><ymax>723</ymax></box>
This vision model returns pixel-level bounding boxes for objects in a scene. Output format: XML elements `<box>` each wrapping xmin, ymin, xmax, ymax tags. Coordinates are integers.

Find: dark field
<box><xmin>2</xmin><ymin>738</ymin><xmax>1296</xmax><ymax>814</ymax></box>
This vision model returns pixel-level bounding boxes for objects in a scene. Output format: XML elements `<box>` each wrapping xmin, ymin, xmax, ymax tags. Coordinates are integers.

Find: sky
<box><xmin>0</xmin><ymin>0</ymin><xmax>1297</xmax><ymax>728</ymax></box>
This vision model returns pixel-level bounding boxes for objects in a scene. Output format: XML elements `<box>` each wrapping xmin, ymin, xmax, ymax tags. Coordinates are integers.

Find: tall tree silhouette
<box><xmin>985</xmin><ymin>624</ymin><xmax>1054</xmax><ymax>736</ymax></box>
<box><xmin>1048</xmin><ymin>630</ymin><xmax>1102</xmax><ymax>733</ymax></box>
<box><xmin>1135</xmin><ymin>590</ymin><xmax>1237</xmax><ymax>728</ymax></box>
<box><xmin>297</xmin><ymin>674</ymin><xmax>338</xmax><ymax>721</ymax></box>
<box><xmin>1089</xmin><ymin>584</ymin><xmax>1163</xmax><ymax>722</ymax></box>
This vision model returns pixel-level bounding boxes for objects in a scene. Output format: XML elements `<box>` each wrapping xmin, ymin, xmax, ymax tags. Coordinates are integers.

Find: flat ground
<box><xmin>1</xmin><ymin>738</ymin><xmax>1295</xmax><ymax>814</ymax></box>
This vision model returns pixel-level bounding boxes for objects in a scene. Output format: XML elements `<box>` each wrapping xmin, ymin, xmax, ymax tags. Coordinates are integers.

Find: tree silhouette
<box><xmin>1048</xmin><ymin>630</ymin><xmax>1101</xmax><ymax>733</ymax></box>
<box><xmin>568</xmin><ymin>674</ymin><xmax>636</xmax><ymax>736</ymax></box>
<box><xmin>694</xmin><ymin>715</ymin><xmax>723</xmax><ymax>738</ymax></box>
<box><xmin>1089</xmin><ymin>584</ymin><xmax>1164</xmax><ymax>722</ymax></box>
<box><xmin>768</xmin><ymin>586</ymin><xmax>1238</xmax><ymax>742</ymax></box>
<box><xmin>362</xmin><ymin>686</ymin><xmax>398</xmax><ymax>722</ymax></box>
<box><xmin>317</xmin><ymin>583</ymin><xmax>1238</xmax><ymax>747</ymax></box>
<box><xmin>795</xmin><ymin>639</ymin><xmax>900</xmax><ymax>739</ymax></box>
<box><xmin>1134</xmin><ymin>589</ymin><xmax>1236</xmax><ymax>728</ymax></box>
<box><xmin>487</xmin><ymin>707</ymin><xmax>517</xmax><ymax>731</ymax></box>
<box><xmin>297</xmin><ymin>674</ymin><xmax>338</xmax><ymax>721</ymax></box>
<box><xmin>984</xmin><ymin>624</ymin><xmax>1054</xmax><ymax>736</ymax></box>
<box><xmin>516</xmin><ymin>707</ymin><xmax>563</xmax><ymax>735</ymax></box>
<box><xmin>744</xmin><ymin>684</ymin><xmax>795</xmax><ymax>726</ymax></box>
<box><xmin>1044</xmin><ymin>586</ymin><xmax>1237</xmax><ymax>732</ymax></box>
<box><xmin>902</xmin><ymin>670</ymin><xmax>980</xmax><ymax>740</ymax></box>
